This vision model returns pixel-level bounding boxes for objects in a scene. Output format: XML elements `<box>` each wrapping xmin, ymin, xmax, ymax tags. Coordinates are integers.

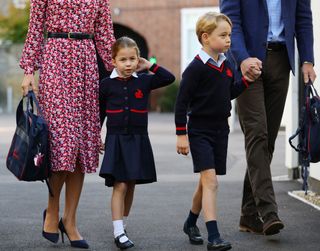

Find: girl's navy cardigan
<box><xmin>175</xmin><ymin>56</ymin><xmax>252</xmax><ymax>135</ymax></box>
<box><xmin>100</xmin><ymin>64</ymin><xmax>175</xmax><ymax>134</ymax></box>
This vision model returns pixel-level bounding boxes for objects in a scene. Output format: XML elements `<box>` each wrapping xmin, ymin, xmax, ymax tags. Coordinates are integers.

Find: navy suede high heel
<box><xmin>42</xmin><ymin>210</ymin><xmax>59</xmax><ymax>243</ymax></box>
<box><xmin>58</xmin><ymin>218</ymin><xmax>89</xmax><ymax>249</ymax></box>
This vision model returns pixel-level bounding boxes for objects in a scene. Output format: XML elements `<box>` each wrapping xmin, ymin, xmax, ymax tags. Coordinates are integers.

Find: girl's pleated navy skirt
<box><xmin>99</xmin><ymin>134</ymin><xmax>157</xmax><ymax>187</ymax></box>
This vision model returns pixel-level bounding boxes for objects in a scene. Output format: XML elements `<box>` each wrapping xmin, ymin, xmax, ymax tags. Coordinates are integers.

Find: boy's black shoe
<box><xmin>207</xmin><ymin>237</ymin><xmax>232</xmax><ymax>251</ymax></box>
<box><xmin>239</xmin><ymin>213</ymin><xmax>263</xmax><ymax>234</ymax></box>
<box><xmin>183</xmin><ymin>221</ymin><xmax>204</xmax><ymax>245</ymax></box>
<box><xmin>263</xmin><ymin>212</ymin><xmax>284</xmax><ymax>235</ymax></box>
<box><xmin>114</xmin><ymin>233</ymin><xmax>134</xmax><ymax>250</ymax></box>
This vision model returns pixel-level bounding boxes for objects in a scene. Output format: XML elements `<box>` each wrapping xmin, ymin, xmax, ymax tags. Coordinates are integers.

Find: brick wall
<box><xmin>109</xmin><ymin>1</ymin><xmax>219</xmax><ymax>110</ymax></box>
<box><xmin>109</xmin><ymin>0</ymin><xmax>219</xmax><ymax>78</ymax></box>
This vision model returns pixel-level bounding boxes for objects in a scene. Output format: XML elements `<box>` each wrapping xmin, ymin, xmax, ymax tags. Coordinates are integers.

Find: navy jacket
<box><xmin>220</xmin><ymin>0</ymin><xmax>314</xmax><ymax>73</ymax></box>
<box><xmin>100</xmin><ymin>64</ymin><xmax>175</xmax><ymax>134</ymax></box>
<box><xmin>175</xmin><ymin>56</ymin><xmax>250</xmax><ymax>135</ymax></box>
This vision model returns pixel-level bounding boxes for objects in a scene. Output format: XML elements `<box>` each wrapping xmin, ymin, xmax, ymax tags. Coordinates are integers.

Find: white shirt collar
<box><xmin>198</xmin><ymin>49</ymin><xmax>226</xmax><ymax>67</ymax></box>
<box><xmin>110</xmin><ymin>68</ymin><xmax>138</xmax><ymax>79</ymax></box>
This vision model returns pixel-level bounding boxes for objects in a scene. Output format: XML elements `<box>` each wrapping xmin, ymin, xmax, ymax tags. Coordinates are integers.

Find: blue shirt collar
<box><xmin>198</xmin><ymin>49</ymin><xmax>226</xmax><ymax>67</ymax></box>
<box><xmin>110</xmin><ymin>68</ymin><xmax>138</xmax><ymax>79</ymax></box>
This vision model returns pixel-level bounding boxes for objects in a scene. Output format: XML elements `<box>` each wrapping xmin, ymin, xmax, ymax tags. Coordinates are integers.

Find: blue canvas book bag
<box><xmin>289</xmin><ymin>82</ymin><xmax>320</xmax><ymax>193</ymax></box>
<box><xmin>6</xmin><ymin>91</ymin><xmax>52</xmax><ymax>195</ymax></box>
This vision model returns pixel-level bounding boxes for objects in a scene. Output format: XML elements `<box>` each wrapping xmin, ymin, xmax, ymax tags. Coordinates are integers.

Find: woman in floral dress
<box><xmin>20</xmin><ymin>0</ymin><xmax>115</xmax><ymax>248</ymax></box>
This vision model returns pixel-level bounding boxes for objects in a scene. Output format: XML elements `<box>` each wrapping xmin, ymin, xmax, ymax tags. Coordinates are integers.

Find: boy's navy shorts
<box><xmin>188</xmin><ymin>127</ymin><xmax>229</xmax><ymax>175</ymax></box>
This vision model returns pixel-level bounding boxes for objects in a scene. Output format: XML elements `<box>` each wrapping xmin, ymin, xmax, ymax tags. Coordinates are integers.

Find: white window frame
<box><xmin>180</xmin><ymin>7</ymin><xmax>219</xmax><ymax>74</ymax></box>
<box><xmin>180</xmin><ymin>7</ymin><xmax>238</xmax><ymax>132</ymax></box>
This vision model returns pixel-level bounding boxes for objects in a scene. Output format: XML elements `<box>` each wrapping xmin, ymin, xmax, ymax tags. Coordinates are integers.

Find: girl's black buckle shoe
<box><xmin>42</xmin><ymin>209</ymin><xmax>59</xmax><ymax>243</ymax></box>
<box><xmin>114</xmin><ymin>233</ymin><xmax>134</xmax><ymax>249</ymax></box>
<box><xmin>58</xmin><ymin>218</ymin><xmax>89</xmax><ymax>249</ymax></box>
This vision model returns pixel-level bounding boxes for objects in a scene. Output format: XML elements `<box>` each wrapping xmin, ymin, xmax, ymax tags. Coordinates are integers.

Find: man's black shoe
<box><xmin>114</xmin><ymin>233</ymin><xmax>134</xmax><ymax>249</ymax></box>
<box><xmin>263</xmin><ymin>212</ymin><xmax>284</xmax><ymax>235</ymax></box>
<box><xmin>183</xmin><ymin>221</ymin><xmax>204</xmax><ymax>245</ymax></box>
<box><xmin>207</xmin><ymin>237</ymin><xmax>232</xmax><ymax>251</ymax></box>
<box><xmin>239</xmin><ymin>213</ymin><xmax>263</xmax><ymax>234</ymax></box>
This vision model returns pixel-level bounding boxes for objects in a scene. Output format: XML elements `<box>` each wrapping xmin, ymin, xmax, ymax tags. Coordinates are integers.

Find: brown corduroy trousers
<box><xmin>237</xmin><ymin>48</ymin><xmax>291</xmax><ymax>218</ymax></box>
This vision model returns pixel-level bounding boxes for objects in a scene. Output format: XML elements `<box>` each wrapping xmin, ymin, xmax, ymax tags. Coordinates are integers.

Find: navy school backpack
<box><xmin>289</xmin><ymin>82</ymin><xmax>320</xmax><ymax>192</ymax></box>
<box><xmin>6</xmin><ymin>91</ymin><xmax>52</xmax><ymax>195</ymax></box>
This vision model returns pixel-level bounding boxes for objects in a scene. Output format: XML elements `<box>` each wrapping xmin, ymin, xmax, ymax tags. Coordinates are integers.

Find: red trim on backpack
<box><xmin>13</xmin><ymin>149</ymin><xmax>19</xmax><ymax>160</ymax></box>
<box><xmin>176</xmin><ymin>127</ymin><xmax>186</xmax><ymax>130</ymax></box>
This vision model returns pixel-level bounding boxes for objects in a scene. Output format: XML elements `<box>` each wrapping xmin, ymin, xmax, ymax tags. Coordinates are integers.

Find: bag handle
<box><xmin>288</xmin><ymin>127</ymin><xmax>302</xmax><ymax>152</ymax></box>
<box><xmin>305</xmin><ymin>80</ymin><xmax>319</xmax><ymax>98</ymax></box>
<box><xmin>26</xmin><ymin>91</ymin><xmax>45</xmax><ymax>118</ymax></box>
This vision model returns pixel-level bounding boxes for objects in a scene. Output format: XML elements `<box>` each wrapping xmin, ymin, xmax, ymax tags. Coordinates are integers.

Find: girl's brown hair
<box><xmin>111</xmin><ymin>36</ymin><xmax>140</xmax><ymax>59</ymax></box>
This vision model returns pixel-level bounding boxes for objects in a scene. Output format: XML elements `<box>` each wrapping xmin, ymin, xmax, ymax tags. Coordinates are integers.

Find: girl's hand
<box><xmin>99</xmin><ymin>139</ymin><xmax>105</xmax><ymax>154</ymax></box>
<box><xmin>21</xmin><ymin>74</ymin><xmax>38</xmax><ymax>96</ymax></box>
<box><xmin>176</xmin><ymin>135</ymin><xmax>189</xmax><ymax>155</ymax></box>
<box><xmin>136</xmin><ymin>57</ymin><xmax>153</xmax><ymax>72</ymax></box>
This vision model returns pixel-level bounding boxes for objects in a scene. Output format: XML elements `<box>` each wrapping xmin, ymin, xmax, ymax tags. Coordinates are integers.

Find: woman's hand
<box><xmin>136</xmin><ymin>57</ymin><xmax>153</xmax><ymax>72</ymax></box>
<box><xmin>176</xmin><ymin>135</ymin><xmax>189</xmax><ymax>155</ymax></box>
<box><xmin>21</xmin><ymin>74</ymin><xmax>38</xmax><ymax>96</ymax></box>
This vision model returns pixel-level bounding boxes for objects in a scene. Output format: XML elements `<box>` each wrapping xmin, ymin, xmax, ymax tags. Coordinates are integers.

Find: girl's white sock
<box><xmin>123</xmin><ymin>216</ymin><xmax>128</xmax><ymax>230</ymax></box>
<box><xmin>113</xmin><ymin>220</ymin><xmax>128</xmax><ymax>243</ymax></box>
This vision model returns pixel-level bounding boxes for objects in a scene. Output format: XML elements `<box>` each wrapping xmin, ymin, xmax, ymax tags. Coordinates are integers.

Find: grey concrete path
<box><xmin>0</xmin><ymin>113</ymin><xmax>319</xmax><ymax>251</ymax></box>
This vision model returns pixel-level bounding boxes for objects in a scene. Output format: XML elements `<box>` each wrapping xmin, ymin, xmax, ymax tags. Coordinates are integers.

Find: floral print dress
<box><xmin>20</xmin><ymin>0</ymin><xmax>115</xmax><ymax>173</ymax></box>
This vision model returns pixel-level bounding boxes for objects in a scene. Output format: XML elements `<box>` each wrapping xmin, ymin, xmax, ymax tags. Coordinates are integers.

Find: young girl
<box><xmin>175</xmin><ymin>12</ymin><xmax>257</xmax><ymax>251</ymax></box>
<box><xmin>99</xmin><ymin>36</ymin><xmax>175</xmax><ymax>249</ymax></box>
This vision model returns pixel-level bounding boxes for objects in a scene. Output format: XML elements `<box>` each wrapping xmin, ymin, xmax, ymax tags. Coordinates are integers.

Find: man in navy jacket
<box><xmin>220</xmin><ymin>0</ymin><xmax>316</xmax><ymax>236</ymax></box>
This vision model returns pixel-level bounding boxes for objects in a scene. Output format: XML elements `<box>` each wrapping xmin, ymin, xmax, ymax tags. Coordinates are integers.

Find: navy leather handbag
<box><xmin>6</xmin><ymin>91</ymin><xmax>52</xmax><ymax>194</ymax></box>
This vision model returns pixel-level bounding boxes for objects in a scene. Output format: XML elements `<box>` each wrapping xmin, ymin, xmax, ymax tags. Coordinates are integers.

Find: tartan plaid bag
<box><xmin>6</xmin><ymin>91</ymin><xmax>51</xmax><ymax>193</ymax></box>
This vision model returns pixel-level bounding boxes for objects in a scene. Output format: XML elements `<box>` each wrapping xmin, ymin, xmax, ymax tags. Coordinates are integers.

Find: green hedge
<box><xmin>0</xmin><ymin>2</ymin><xmax>30</xmax><ymax>43</ymax></box>
<box><xmin>157</xmin><ymin>81</ymin><xmax>179</xmax><ymax>112</ymax></box>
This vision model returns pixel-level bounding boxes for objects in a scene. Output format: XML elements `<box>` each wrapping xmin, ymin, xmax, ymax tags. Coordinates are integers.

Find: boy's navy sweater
<box><xmin>175</xmin><ymin>55</ymin><xmax>251</xmax><ymax>135</ymax></box>
<box><xmin>100</xmin><ymin>64</ymin><xmax>175</xmax><ymax>134</ymax></box>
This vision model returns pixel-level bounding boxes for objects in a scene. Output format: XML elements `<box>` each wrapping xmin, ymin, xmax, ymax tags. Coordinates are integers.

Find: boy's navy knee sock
<box><xmin>186</xmin><ymin>210</ymin><xmax>199</xmax><ymax>227</ymax></box>
<box><xmin>206</xmin><ymin>220</ymin><xmax>220</xmax><ymax>242</ymax></box>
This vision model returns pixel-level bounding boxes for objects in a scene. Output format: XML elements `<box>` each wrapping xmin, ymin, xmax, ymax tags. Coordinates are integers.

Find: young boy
<box><xmin>175</xmin><ymin>12</ymin><xmax>258</xmax><ymax>251</ymax></box>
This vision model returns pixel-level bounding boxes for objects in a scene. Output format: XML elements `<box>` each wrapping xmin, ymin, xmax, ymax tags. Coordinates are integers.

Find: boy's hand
<box><xmin>240</xmin><ymin>57</ymin><xmax>262</xmax><ymax>82</ymax></box>
<box><xmin>136</xmin><ymin>57</ymin><xmax>153</xmax><ymax>72</ymax></box>
<box><xmin>176</xmin><ymin>135</ymin><xmax>189</xmax><ymax>155</ymax></box>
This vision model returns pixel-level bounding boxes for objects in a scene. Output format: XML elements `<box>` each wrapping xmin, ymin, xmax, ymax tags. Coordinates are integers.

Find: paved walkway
<box><xmin>0</xmin><ymin>113</ymin><xmax>319</xmax><ymax>251</ymax></box>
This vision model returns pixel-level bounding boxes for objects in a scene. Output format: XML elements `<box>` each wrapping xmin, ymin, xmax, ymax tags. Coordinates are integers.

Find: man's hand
<box><xmin>302</xmin><ymin>62</ymin><xmax>317</xmax><ymax>84</ymax></box>
<box><xmin>240</xmin><ymin>57</ymin><xmax>262</xmax><ymax>82</ymax></box>
<box><xmin>21</xmin><ymin>74</ymin><xmax>38</xmax><ymax>96</ymax></box>
<box><xmin>176</xmin><ymin>135</ymin><xmax>189</xmax><ymax>155</ymax></box>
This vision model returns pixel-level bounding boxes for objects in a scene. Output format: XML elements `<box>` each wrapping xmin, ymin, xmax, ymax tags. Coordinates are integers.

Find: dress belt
<box><xmin>47</xmin><ymin>32</ymin><xmax>94</xmax><ymax>39</ymax></box>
